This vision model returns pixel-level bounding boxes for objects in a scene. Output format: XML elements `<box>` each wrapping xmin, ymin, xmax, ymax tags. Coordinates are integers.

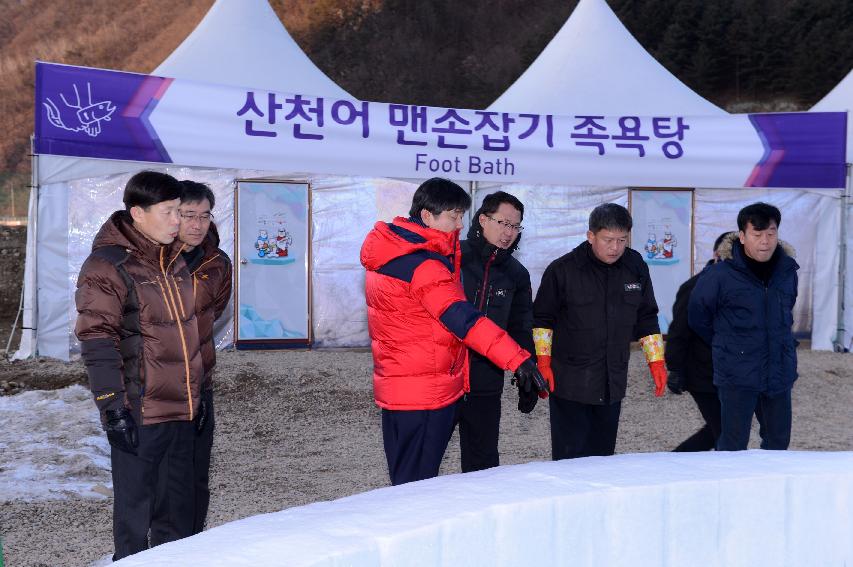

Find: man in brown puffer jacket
<box><xmin>75</xmin><ymin>171</ymin><xmax>204</xmax><ymax>561</ymax></box>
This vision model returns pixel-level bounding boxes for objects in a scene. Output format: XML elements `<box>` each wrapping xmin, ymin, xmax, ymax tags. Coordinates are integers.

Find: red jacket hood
<box><xmin>361</xmin><ymin>217</ymin><xmax>460</xmax><ymax>271</ymax></box>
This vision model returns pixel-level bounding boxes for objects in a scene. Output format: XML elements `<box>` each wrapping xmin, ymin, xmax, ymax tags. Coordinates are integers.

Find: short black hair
<box><xmin>476</xmin><ymin>191</ymin><xmax>524</xmax><ymax>220</ymax></box>
<box><xmin>408</xmin><ymin>178</ymin><xmax>471</xmax><ymax>218</ymax></box>
<box><xmin>589</xmin><ymin>203</ymin><xmax>632</xmax><ymax>233</ymax></box>
<box><xmin>180</xmin><ymin>180</ymin><xmax>216</xmax><ymax>209</ymax></box>
<box><xmin>737</xmin><ymin>202</ymin><xmax>781</xmax><ymax>231</ymax></box>
<box><xmin>123</xmin><ymin>171</ymin><xmax>182</xmax><ymax>211</ymax></box>
<box><xmin>713</xmin><ymin>231</ymin><xmax>731</xmax><ymax>252</ymax></box>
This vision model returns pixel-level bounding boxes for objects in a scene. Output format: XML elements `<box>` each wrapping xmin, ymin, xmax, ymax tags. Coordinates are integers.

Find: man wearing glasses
<box><xmin>151</xmin><ymin>180</ymin><xmax>232</xmax><ymax>540</ymax></box>
<box><xmin>457</xmin><ymin>191</ymin><xmax>537</xmax><ymax>472</ymax></box>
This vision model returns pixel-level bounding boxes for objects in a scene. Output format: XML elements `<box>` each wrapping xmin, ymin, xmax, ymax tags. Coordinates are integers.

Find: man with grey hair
<box><xmin>533</xmin><ymin>203</ymin><xmax>667</xmax><ymax>460</ymax></box>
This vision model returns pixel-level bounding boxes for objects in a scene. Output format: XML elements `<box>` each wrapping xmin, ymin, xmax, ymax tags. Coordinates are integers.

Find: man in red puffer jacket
<box><xmin>361</xmin><ymin>178</ymin><xmax>547</xmax><ymax>485</ymax></box>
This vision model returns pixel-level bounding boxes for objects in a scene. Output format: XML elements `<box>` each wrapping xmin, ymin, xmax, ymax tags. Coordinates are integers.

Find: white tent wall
<box><xmin>470</xmin><ymin>183</ymin><xmax>835</xmax><ymax>343</ymax></box>
<box><xmin>13</xmin><ymin>187</ymin><xmax>39</xmax><ymax>360</ymax></box>
<box><xmin>811</xmin><ymin>72</ymin><xmax>853</xmax><ymax>351</ymax></box>
<box><xmin>26</xmin><ymin>167</ymin><xmax>841</xmax><ymax>360</ymax></box>
<box><xmin>310</xmin><ymin>177</ymin><xmax>420</xmax><ymax>347</ymax></box>
<box><xmin>36</xmin><ymin>182</ymin><xmax>71</xmax><ymax>359</ymax></box>
<box><xmin>844</xmin><ymin>189</ymin><xmax>853</xmax><ymax>350</ymax></box>
<box><xmin>22</xmin><ymin>160</ymin><xmax>431</xmax><ymax>359</ymax></box>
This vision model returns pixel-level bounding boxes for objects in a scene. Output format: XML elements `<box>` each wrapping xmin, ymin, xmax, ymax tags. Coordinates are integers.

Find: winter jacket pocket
<box><xmin>714</xmin><ymin>337</ymin><xmax>763</xmax><ymax>390</ymax></box>
<box><xmin>565</xmin><ymin>294</ymin><xmax>596</xmax><ymax>330</ymax></box>
<box><xmin>777</xmin><ymin>291</ymin><xmax>796</xmax><ymax>327</ymax></box>
<box><xmin>780</xmin><ymin>338</ymin><xmax>798</xmax><ymax>387</ymax></box>
<box><xmin>724</xmin><ymin>290</ymin><xmax>760</xmax><ymax>331</ymax></box>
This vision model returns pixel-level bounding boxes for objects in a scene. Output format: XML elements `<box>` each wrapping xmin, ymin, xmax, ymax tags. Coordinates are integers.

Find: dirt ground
<box><xmin>1</xmin><ymin>346</ymin><xmax>851</xmax><ymax>567</ymax></box>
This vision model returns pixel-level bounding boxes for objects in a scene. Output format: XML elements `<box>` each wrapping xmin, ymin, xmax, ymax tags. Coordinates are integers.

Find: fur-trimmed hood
<box><xmin>715</xmin><ymin>231</ymin><xmax>796</xmax><ymax>261</ymax></box>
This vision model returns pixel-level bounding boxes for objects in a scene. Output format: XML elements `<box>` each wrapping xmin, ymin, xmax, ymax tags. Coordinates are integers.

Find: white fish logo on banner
<box><xmin>43</xmin><ymin>82</ymin><xmax>116</xmax><ymax>137</ymax></box>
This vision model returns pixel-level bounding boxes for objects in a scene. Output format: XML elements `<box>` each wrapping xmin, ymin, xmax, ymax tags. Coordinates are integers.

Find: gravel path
<box><xmin>1</xmin><ymin>347</ymin><xmax>851</xmax><ymax>566</ymax></box>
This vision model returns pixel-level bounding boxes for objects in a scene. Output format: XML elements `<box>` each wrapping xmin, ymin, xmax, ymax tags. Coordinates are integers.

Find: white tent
<box><xmin>483</xmin><ymin>0</ymin><xmax>843</xmax><ymax>349</ymax></box>
<box><xmin>18</xmin><ymin>0</ymin><xmax>848</xmax><ymax>360</ymax></box>
<box><xmin>812</xmin><ymin>71</ymin><xmax>853</xmax><ymax>351</ymax></box>
<box><xmin>489</xmin><ymin>0</ymin><xmax>723</xmax><ymax>116</ymax></box>
<box><xmin>17</xmin><ymin>0</ymin><xmax>419</xmax><ymax>359</ymax></box>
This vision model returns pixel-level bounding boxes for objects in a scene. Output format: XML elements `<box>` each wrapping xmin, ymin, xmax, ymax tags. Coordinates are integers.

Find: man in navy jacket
<box><xmin>688</xmin><ymin>203</ymin><xmax>799</xmax><ymax>451</ymax></box>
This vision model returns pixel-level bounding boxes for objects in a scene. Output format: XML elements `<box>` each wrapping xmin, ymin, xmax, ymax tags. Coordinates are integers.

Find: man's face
<box><xmin>131</xmin><ymin>198</ymin><xmax>181</xmax><ymax>245</ymax></box>
<box><xmin>422</xmin><ymin>208</ymin><xmax>465</xmax><ymax>233</ymax></box>
<box><xmin>178</xmin><ymin>198</ymin><xmax>213</xmax><ymax>248</ymax></box>
<box><xmin>587</xmin><ymin>227</ymin><xmax>629</xmax><ymax>264</ymax></box>
<box><xmin>479</xmin><ymin>202</ymin><xmax>522</xmax><ymax>249</ymax></box>
<box><xmin>739</xmin><ymin>221</ymin><xmax>778</xmax><ymax>262</ymax></box>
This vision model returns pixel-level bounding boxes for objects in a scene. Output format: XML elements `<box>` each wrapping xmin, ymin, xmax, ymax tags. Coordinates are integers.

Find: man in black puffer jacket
<box><xmin>665</xmin><ymin>232</ymin><xmax>731</xmax><ymax>451</ymax></box>
<box><xmin>533</xmin><ymin>204</ymin><xmax>666</xmax><ymax>460</ymax></box>
<box><xmin>458</xmin><ymin>191</ymin><xmax>536</xmax><ymax>472</ymax></box>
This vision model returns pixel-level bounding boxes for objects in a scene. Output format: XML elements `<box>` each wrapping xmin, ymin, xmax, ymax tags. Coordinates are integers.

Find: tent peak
<box><xmin>154</xmin><ymin>0</ymin><xmax>349</xmax><ymax>98</ymax></box>
<box><xmin>488</xmin><ymin>0</ymin><xmax>724</xmax><ymax>116</ymax></box>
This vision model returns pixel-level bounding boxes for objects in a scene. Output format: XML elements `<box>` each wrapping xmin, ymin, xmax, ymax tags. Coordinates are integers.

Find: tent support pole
<box><xmin>834</xmin><ymin>162</ymin><xmax>851</xmax><ymax>352</ymax></box>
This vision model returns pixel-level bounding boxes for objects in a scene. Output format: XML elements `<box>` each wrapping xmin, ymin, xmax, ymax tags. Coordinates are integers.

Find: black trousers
<box><xmin>381</xmin><ymin>402</ymin><xmax>458</xmax><ymax>485</ymax></box>
<box><xmin>549</xmin><ymin>396</ymin><xmax>622</xmax><ymax>460</ymax></box>
<box><xmin>152</xmin><ymin>390</ymin><xmax>215</xmax><ymax>539</ymax></box>
<box><xmin>111</xmin><ymin>420</ymin><xmax>195</xmax><ymax>561</ymax></box>
<box><xmin>673</xmin><ymin>391</ymin><xmax>722</xmax><ymax>452</ymax></box>
<box><xmin>456</xmin><ymin>393</ymin><xmax>502</xmax><ymax>473</ymax></box>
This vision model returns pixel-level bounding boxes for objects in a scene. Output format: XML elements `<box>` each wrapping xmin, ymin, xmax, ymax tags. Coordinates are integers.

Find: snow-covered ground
<box><xmin>112</xmin><ymin>451</ymin><xmax>853</xmax><ymax>567</ymax></box>
<box><xmin>0</xmin><ymin>384</ymin><xmax>112</xmax><ymax>501</ymax></box>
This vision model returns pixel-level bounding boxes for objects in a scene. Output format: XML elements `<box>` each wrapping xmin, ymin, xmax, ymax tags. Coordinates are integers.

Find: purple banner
<box><xmin>35</xmin><ymin>63</ymin><xmax>171</xmax><ymax>163</ymax></box>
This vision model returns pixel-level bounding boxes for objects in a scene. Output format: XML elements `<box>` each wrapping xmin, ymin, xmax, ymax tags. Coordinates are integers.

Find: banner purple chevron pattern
<box><xmin>35</xmin><ymin>63</ymin><xmax>172</xmax><ymax>163</ymax></box>
<box><xmin>746</xmin><ymin>112</ymin><xmax>847</xmax><ymax>189</ymax></box>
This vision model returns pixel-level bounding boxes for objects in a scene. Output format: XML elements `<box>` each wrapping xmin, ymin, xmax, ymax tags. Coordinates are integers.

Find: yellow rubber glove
<box><xmin>533</xmin><ymin>327</ymin><xmax>554</xmax><ymax>396</ymax></box>
<box><xmin>639</xmin><ymin>333</ymin><xmax>667</xmax><ymax>397</ymax></box>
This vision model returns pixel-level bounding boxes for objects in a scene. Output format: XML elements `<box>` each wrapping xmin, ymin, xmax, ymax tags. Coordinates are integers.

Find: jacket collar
<box><xmin>92</xmin><ymin>210</ymin><xmax>186</xmax><ymax>267</ymax></box>
<box><xmin>360</xmin><ymin>216</ymin><xmax>460</xmax><ymax>272</ymax></box>
<box><xmin>574</xmin><ymin>240</ymin><xmax>622</xmax><ymax>269</ymax></box>
<box><xmin>727</xmin><ymin>237</ymin><xmax>799</xmax><ymax>282</ymax></box>
<box><xmin>464</xmin><ymin>220</ymin><xmax>519</xmax><ymax>265</ymax></box>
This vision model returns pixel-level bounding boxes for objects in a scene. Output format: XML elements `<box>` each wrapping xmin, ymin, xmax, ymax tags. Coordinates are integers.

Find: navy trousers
<box><xmin>381</xmin><ymin>402</ymin><xmax>458</xmax><ymax>485</ymax></box>
<box><xmin>717</xmin><ymin>387</ymin><xmax>792</xmax><ymax>451</ymax></box>
<box><xmin>549</xmin><ymin>396</ymin><xmax>622</xmax><ymax>460</ymax></box>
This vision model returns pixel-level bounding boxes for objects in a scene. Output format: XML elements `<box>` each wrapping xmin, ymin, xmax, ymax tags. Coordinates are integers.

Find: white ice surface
<box><xmin>0</xmin><ymin>385</ymin><xmax>111</xmax><ymax>501</ymax></box>
<box><xmin>115</xmin><ymin>451</ymin><xmax>853</xmax><ymax>567</ymax></box>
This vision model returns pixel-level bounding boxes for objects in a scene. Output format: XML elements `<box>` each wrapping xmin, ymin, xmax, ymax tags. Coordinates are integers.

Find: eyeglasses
<box><xmin>484</xmin><ymin>214</ymin><xmax>523</xmax><ymax>232</ymax></box>
<box><xmin>180</xmin><ymin>212</ymin><xmax>214</xmax><ymax>223</ymax></box>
